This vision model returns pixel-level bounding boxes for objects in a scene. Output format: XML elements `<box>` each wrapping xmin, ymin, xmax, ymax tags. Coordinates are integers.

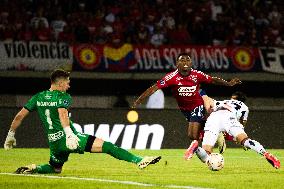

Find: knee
<box><xmin>202</xmin><ymin>145</ymin><xmax>213</xmax><ymax>154</ymax></box>
<box><xmin>188</xmin><ymin>134</ymin><xmax>195</xmax><ymax>140</ymax></box>
<box><xmin>188</xmin><ymin>132</ymin><xmax>199</xmax><ymax>140</ymax></box>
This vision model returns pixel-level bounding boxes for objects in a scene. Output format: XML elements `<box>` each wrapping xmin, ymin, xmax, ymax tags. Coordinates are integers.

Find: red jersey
<box><xmin>156</xmin><ymin>69</ymin><xmax>212</xmax><ymax>111</ymax></box>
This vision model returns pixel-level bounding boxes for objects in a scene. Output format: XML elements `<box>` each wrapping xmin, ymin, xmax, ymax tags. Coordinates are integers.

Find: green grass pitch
<box><xmin>1</xmin><ymin>148</ymin><xmax>283</xmax><ymax>189</ymax></box>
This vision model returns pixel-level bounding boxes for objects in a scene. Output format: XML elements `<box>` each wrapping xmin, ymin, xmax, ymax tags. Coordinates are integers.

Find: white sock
<box><xmin>243</xmin><ymin>139</ymin><xmax>266</xmax><ymax>155</ymax></box>
<box><xmin>195</xmin><ymin>147</ymin><xmax>209</xmax><ymax>163</ymax></box>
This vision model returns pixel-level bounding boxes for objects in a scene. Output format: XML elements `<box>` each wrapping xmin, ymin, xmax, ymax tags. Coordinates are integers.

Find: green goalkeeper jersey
<box><xmin>24</xmin><ymin>90</ymin><xmax>75</xmax><ymax>143</ymax></box>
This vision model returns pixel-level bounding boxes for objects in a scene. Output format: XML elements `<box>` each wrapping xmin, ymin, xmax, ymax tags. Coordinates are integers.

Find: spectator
<box><xmin>30</xmin><ymin>7</ymin><xmax>49</xmax><ymax>29</ymax></box>
<box><xmin>150</xmin><ymin>25</ymin><xmax>167</xmax><ymax>47</ymax></box>
<box><xmin>0</xmin><ymin>0</ymin><xmax>282</xmax><ymax>46</ymax></box>
<box><xmin>50</xmin><ymin>13</ymin><xmax>67</xmax><ymax>40</ymax></box>
<box><xmin>34</xmin><ymin>20</ymin><xmax>52</xmax><ymax>41</ymax></box>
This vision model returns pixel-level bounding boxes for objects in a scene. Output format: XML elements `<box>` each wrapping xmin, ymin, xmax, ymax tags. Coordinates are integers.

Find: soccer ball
<box><xmin>206</xmin><ymin>153</ymin><xmax>224</xmax><ymax>171</ymax></box>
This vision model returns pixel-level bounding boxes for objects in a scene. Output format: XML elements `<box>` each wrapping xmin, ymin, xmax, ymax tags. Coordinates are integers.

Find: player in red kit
<box><xmin>132</xmin><ymin>53</ymin><xmax>241</xmax><ymax>160</ymax></box>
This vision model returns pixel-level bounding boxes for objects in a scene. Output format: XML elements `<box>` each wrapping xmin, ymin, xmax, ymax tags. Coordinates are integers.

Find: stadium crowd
<box><xmin>0</xmin><ymin>0</ymin><xmax>283</xmax><ymax>47</ymax></box>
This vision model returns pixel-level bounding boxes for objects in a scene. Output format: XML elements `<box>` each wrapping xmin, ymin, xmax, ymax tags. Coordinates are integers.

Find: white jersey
<box><xmin>146</xmin><ymin>89</ymin><xmax>165</xmax><ymax>109</ymax></box>
<box><xmin>213</xmin><ymin>99</ymin><xmax>249</xmax><ymax>122</ymax></box>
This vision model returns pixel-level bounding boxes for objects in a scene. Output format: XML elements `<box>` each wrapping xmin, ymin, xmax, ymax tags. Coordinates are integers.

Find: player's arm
<box><xmin>202</xmin><ymin>95</ymin><xmax>215</xmax><ymax>115</ymax></box>
<box><xmin>211</xmin><ymin>77</ymin><xmax>242</xmax><ymax>86</ymax></box>
<box><xmin>58</xmin><ymin>108</ymin><xmax>70</xmax><ymax>129</ymax></box>
<box><xmin>58</xmin><ymin>108</ymin><xmax>80</xmax><ymax>150</ymax></box>
<box><xmin>199</xmin><ymin>89</ymin><xmax>214</xmax><ymax>114</ymax></box>
<box><xmin>4</xmin><ymin>108</ymin><xmax>30</xmax><ymax>150</ymax></box>
<box><xmin>132</xmin><ymin>84</ymin><xmax>159</xmax><ymax>108</ymax></box>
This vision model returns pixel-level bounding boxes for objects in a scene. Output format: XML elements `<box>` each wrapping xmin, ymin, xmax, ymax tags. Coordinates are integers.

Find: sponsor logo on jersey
<box><xmin>37</xmin><ymin>101</ymin><xmax>58</xmax><ymax>107</ymax></box>
<box><xmin>48</xmin><ymin>131</ymin><xmax>64</xmax><ymax>142</ymax></box>
<box><xmin>177</xmin><ymin>86</ymin><xmax>197</xmax><ymax>96</ymax></box>
<box><xmin>45</xmin><ymin>94</ymin><xmax>52</xmax><ymax>99</ymax></box>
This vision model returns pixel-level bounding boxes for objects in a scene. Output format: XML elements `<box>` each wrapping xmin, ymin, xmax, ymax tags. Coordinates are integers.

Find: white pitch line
<box><xmin>0</xmin><ymin>173</ymin><xmax>213</xmax><ymax>189</ymax></box>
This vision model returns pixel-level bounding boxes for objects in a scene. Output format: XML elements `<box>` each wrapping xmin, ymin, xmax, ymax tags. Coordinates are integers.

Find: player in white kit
<box><xmin>195</xmin><ymin>98</ymin><xmax>281</xmax><ymax>169</ymax></box>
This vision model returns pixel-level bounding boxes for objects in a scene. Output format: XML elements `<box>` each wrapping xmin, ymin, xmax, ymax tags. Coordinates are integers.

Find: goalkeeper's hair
<box><xmin>231</xmin><ymin>91</ymin><xmax>247</xmax><ymax>102</ymax></box>
<box><xmin>50</xmin><ymin>69</ymin><xmax>70</xmax><ymax>84</ymax></box>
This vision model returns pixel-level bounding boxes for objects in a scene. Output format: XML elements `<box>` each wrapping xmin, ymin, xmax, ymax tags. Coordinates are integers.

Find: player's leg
<box><xmin>195</xmin><ymin>111</ymin><xmax>222</xmax><ymax>163</ymax></box>
<box><xmin>184</xmin><ymin>122</ymin><xmax>202</xmax><ymax>160</ymax></box>
<box><xmin>196</xmin><ymin>128</ymin><xmax>219</xmax><ymax>163</ymax></box>
<box><xmin>85</xmin><ymin>136</ymin><xmax>161</xmax><ymax>169</ymax></box>
<box><xmin>195</xmin><ymin>131</ymin><xmax>217</xmax><ymax>163</ymax></box>
<box><xmin>15</xmin><ymin>151</ymin><xmax>67</xmax><ymax>174</ymax></box>
<box><xmin>217</xmin><ymin>132</ymin><xmax>226</xmax><ymax>154</ymax></box>
<box><xmin>183</xmin><ymin>105</ymin><xmax>205</xmax><ymax>160</ymax></box>
<box><xmin>229</xmin><ymin>125</ymin><xmax>280</xmax><ymax>169</ymax></box>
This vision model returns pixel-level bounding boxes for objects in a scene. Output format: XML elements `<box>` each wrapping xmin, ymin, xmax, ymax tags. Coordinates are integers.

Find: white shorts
<box><xmin>202</xmin><ymin>110</ymin><xmax>245</xmax><ymax>146</ymax></box>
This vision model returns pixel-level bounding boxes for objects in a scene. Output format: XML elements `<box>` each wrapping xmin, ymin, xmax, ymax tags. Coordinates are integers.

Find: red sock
<box><xmin>199</xmin><ymin>130</ymin><xmax>204</xmax><ymax>140</ymax></box>
<box><xmin>224</xmin><ymin>132</ymin><xmax>234</xmax><ymax>141</ymax></box>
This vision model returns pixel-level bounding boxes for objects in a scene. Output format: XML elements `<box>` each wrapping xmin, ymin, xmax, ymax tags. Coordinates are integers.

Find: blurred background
<box><xmin>0</xmin><ymin>0</ymin><xmax>283</xmax><ymax>149</ymax></box>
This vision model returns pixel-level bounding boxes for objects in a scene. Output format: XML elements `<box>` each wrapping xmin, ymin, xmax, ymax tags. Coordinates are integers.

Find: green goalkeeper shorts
<box><xmin>48</xmin><ymin>132</ymin><xmax>93</xmax><ymax>166</ymax></box>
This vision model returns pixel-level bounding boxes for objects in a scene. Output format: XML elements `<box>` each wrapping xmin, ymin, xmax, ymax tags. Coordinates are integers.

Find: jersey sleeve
<box><xmin>241</xmin><ymin>106</ymin><xmax>249</xmax><ymax>121</ymax></box>
<box><xmin>58</xmin><ymin>93</ymin><xmax>72</xmax><ymax>109</ymax></box>
<box><xmin>24</xmin><ymin>94</ymin><xmax>38</xmax><ymax>112</ymax></box>
<box><xmin>197</xmin><ymin>71</ymin><xmax>212</xmax><ymax>83</ymax></box>
<box><xmin>156</xmin><ymin>71</ymin><xmax>176</xmax><ymax>89</ymax></box>
<box><xmin>199</xmin><ymin>89</ymin><xmax>207</xmax><ymax>96</ymax></box>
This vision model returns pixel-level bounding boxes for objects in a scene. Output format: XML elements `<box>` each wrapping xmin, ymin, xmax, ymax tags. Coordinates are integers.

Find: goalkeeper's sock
<box><xmin>243</xmin><ymin>139</ymin><xmax>266</xmax><ymax>155</ymax></box>
<box><xmin>36</xmin><ymin>164</ymin><xmax>57</xmax><ymax>174</ymax></box>
<box><xmin>102</xmin><ymin>141</ymin><xmax>142</xmax><ymax>164</ymax></box>
<box><xmin>195</xmin><ymin>147</ymin><xmax>209</xmax><ymax>163</ymax></box>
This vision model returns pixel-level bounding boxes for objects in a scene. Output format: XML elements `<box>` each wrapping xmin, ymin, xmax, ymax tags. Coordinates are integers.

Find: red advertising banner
<box><xmin>72</xmin><ymin>44</ymin><xmax>263</xmax><ymax>73</ymax></box>
<box><xmin>133</xmin><ymin>45</ymin><xmax>260</xmax><ymax>72</ymax></box>
<box><xmin>1</xmin><ymin>41</ymin><xmax>282</xmax><ymax>73</ymax></box>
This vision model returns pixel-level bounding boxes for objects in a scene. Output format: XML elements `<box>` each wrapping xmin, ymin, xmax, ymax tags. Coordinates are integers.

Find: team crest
<box><xmin>189</xmin><ymin>75</ymin><xmax>198</xmax><ymax>83</ymax></box>
<box><xmin>160</xmin><ymin>79</ymin><xmax>165</xmax><ymax>85</ymax></box>
<box><xmin>63</xmin><ymin>100</ymin><xmax>69</xmax><ymax>106</ymax></box>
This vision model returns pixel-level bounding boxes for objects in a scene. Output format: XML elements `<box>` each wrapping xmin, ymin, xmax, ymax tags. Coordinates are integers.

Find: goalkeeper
<box><xmin>4</xmin><ymin>69</ymin><xmax>161</xmax><ymax>174</ymax></box>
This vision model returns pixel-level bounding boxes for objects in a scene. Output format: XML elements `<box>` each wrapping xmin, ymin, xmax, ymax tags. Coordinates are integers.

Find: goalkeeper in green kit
<box><xmin>4</xmin><ymin>69</ymin><xmax>161</xmax><ymax>174</ymax></box>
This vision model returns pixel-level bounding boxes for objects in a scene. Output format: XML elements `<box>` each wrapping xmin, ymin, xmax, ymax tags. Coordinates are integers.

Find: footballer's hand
<box><xmin>228</xmin><ymin>78</ymin><xmax>242</xmax><ymax>86</ymax></box>
<box><xmin>4</xmin><ymin>130</ymin><xmax>16</xmax><ymax>150</ymax></box>
<box><xmin>64</xmin><ymin>127</ymin><xmax>80</xmax><ymax>150</ymax></box>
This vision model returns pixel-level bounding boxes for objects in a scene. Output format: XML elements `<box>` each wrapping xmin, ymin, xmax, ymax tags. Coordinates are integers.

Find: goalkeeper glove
<box><xmin>64</xmin><ymin>127</ymin><xmax>80</xmax><ymax>150</ymax></box>
<box><xmin>4</xmin><ymin>129</ymin><xmax>16</xmax><ymax>150</ymax></box>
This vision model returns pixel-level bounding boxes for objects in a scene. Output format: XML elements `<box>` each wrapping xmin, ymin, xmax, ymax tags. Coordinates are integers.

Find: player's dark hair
<box><xmin>177</xmin><ymin>53</ymin><xmax>191</xmax><ymax>60</ymax></box>
<box><xmin>232</xmin><ymin>91</ymin><xmax>247</xmax><ymax>102</ymax></box>
<box><xmin>50</xmin><ymin>69</ymin><xmax>70</xmax><ymax>83</ymax></box>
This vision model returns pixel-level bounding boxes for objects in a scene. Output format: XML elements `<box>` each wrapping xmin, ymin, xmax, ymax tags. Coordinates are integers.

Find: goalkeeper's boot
<box><xmin>138</xmin><ymin>156</ymin><xmax>161</xmax><ymax>169</ymax></box>
<box><xmin>217</xmin><ymin>132</ymin><xmax>226</xmax><ymax>154</ymax></box>
<box><xmin>15</xmin><ymin>164</ymin><xmax>37</xmax><ymax>174</ymax></box>
<box><xmin>184</xmin><ymin>140</ymin><xmax>199</xmax><ymax>160</ymax></box>
<box><xmin>264</xmin><ymin>152</ymin><xmax>280</xmax><ymax>169</ymax></box>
